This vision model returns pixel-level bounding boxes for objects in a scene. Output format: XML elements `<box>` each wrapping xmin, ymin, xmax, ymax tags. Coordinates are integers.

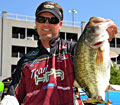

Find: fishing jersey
<box><xmin>7</xmin><ymin>37</ymin><xmax>83</xmax><ymax>105</ymax></box>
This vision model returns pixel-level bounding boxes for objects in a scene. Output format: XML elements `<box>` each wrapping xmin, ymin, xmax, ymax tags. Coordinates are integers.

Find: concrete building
<box><xmin>0</xmin><ymin>11</ymin><xmax>120</xmax><ymax>81</ymax></box>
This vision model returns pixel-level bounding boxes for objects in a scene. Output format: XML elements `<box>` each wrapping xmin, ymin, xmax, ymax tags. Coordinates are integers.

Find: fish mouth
<box><xmin>93</xmin><ymin>41</ymin><xmax>104</xmax><ymax>46</ymax></box>
<box><xmin>89</xmin><ymin>41</ymin><xmax>105</xmax><ymax>49</ymax></box>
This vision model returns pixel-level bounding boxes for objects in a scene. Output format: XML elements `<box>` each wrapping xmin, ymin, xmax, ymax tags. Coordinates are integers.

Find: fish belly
<box><xmin>75</xmin><ymin>39</ymin><xmax>110</xmax><ymax>100</ymax></box>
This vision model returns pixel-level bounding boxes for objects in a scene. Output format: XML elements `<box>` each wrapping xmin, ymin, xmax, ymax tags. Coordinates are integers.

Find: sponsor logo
<box><xmin>26</xmin><ymin>89</ymin><xmax>40</xmax><ymax>98</ymax></box>
<box><xmin>24</xmin><ymin>59</ymin><xmax>30</xmax><ymax>62</ymax></box>
<box><xmin>29</xmin><ymin>51</ymin><xmax>37</xmax><ymax>56</ymax></box>
<box><xmin>43</xmin><ymin>83</ymin><xmax>55</xmax><ymax>89</ymax></box>
<box><xmin>57</xmin><ymin>86</ymin><xmax>70</xmax><ymax>90</ymax></box>
<box><xmin>44</xmin><ymin>4</ymin><xmax>54</xmax><ymax>9</ymax></box>
<box><xmin>26</xmin><ymin>49</ymin><xmax>39</xmax><ymax>58</ymax></box>
<box><xmin>31</xmin><ymin>65</ymin><xmax>48</xmax><ymax>79</ymax></box>
<box><xmin>27</xmin><ymin>61</ymin><xmax>40</xmax><ymax>67</ymax></box>
<box><xmin>59</xmin><ymin>45</ymin><xmax>67</xmax><ymax>50</ymax></box>
<box><xmin>57</xmin><ymin>56</ymin><xmax>68</xmax><ymax>62</ymax></box>
<box><xmin>35</xmin><ymin>68</ymin><xmax>64</xmax><ymax>85</ymax></box>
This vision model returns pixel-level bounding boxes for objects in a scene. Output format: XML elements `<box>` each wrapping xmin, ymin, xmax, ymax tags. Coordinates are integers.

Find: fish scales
<box><xmin>76</xmin><ymin>36</ymin><xmax>110</xmax><ymax>99</ymax></box>
<box><xmin>76</xmin><ymin>37</ymin><xmax>106</xmax><ymax>97</ymax></box>
<box><xmin>74</xmin><ymin>17</ymin><xmax>118</xmax><ymax>101</ymax></box>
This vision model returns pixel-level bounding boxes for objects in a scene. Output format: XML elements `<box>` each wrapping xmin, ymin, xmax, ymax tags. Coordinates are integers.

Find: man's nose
<box><xmin>45</xmin><ymin>19</ymin><xmax>49</xmax><ymax>24</ymax></box>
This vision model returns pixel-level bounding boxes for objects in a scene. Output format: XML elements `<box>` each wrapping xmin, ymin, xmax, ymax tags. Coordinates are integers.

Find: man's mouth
<box><xmin>43</xmin><ymin>29</ymin><xmax>50</xmax><ymax>31</ymax></box>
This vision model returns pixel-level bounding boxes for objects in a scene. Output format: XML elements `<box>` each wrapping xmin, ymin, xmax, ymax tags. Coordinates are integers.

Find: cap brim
<box><xmin>37</xmin><ymin>9</ymin><xmax>61</xmax><ymax>21</ymax></box>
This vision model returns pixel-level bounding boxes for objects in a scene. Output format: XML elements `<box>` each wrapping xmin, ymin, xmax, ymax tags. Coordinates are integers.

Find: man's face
<box><xmin>35</xmin><ymin>12</ymin><xmax>63</xmax><ymax>41</ymax></box>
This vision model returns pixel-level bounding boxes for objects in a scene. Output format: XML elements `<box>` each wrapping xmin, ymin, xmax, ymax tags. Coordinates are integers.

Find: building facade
<box><xmin>0</xmin><ymin>11</ymin><xmax>120</xmax><ymax>81</ymax></box>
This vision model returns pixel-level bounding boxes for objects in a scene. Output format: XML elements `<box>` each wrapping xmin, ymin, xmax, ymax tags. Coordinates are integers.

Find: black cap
<box><xmin>35</xmin><ymin>4</ymin><xmax>61</xmax><ymax>21</ymax></box>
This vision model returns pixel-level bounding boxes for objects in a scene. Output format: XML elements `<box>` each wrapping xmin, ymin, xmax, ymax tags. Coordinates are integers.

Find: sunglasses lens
<box><xmin>36</xmin><ymin>17</ymin><xmax>60</xmax><ymax>24</ymax></box>
<box><xmin>49</xmin><ymin>17</ymin><xmax>59</xmax><ymax>24</ymax></box>
<box><xmin>36</xmin><ymin>17</ymin><xmax>46</xmax><ymax>23</ymax></box>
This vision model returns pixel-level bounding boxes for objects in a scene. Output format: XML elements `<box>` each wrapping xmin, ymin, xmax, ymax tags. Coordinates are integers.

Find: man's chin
<box><xmin>41</xmin><ymin>35</ymin><xmax>57</xmax><ymax>41</ymax></box>
<box><xmin>40</xmin><ymin>37</ymin><xmax>52</xmax><ymax>41</ymax></box>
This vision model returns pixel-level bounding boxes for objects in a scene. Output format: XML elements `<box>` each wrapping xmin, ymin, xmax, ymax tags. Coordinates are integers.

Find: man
<box><xmin>0</xmin><ymin>1</ymin><xmax>83</xmax><ymax>105</ymax></box>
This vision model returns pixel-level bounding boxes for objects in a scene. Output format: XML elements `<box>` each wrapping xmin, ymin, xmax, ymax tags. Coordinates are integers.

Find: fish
<box><xmin>74</xmin><ymin>17</ymin><xmax>118</xmax><ymax>104</ymax></box>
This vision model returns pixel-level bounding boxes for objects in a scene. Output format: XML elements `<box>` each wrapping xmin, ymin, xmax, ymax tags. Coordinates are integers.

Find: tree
<box><xmin>110</xmin><ymin>63</ymin><xmax>120</xmax><ymax>85</ymax></box>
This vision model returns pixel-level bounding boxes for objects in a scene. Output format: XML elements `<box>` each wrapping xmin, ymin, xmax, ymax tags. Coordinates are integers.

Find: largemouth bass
<box><xmin>75</xmin><ymin>17</ymin><xmax>118</xmax><ymax>104</ymax></box>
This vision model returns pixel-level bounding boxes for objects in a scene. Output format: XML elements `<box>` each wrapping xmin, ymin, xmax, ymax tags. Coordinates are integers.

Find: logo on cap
<box><xmin>44</xmin><ymin>4</ymin><xmax>54</xmax><ymax>9</ymax></box>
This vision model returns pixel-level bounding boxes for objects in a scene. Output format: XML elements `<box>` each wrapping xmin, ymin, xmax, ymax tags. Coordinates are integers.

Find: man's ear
<box><xmin>35</xmin><ymin>18</ymin><xmax>37</xmax><ymax>24</ymax></box>
<box><xmin>59</xmin><ymin>21</ymin><xmax>63</xmax><ymax>29</ymax></box>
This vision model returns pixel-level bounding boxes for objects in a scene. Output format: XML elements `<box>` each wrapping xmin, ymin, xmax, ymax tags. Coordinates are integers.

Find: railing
<box><xmin>7</xmin><ymin>13</ymin><xmax>35</xmax><ymax>21</ymax></box>
<box><xmin>6</xmin><ymin>13</ymin><xmax>81</xmax><ymax>27</ymax></box>
<box><xmin>1</xmin><ymin>12</ymin><xmax>120</xmax><ymax>28</ymax></box>
<box><xmin>63</xmin><ymin>21</ymin><xmax>81</xmax><ymax>27</ymax></box>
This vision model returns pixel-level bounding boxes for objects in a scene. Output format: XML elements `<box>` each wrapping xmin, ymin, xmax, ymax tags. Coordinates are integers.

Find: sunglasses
<box><xmin>36</xmin><ymin>16</ymin><xmax>60</xmax><ymax>24</ymax></box>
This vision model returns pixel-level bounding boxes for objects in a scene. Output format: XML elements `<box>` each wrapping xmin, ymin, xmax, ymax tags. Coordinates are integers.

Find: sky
<box><xmin>0</xmin><ymin>0</ymin><xmax>120</xmax><ymax>28</ymax></box>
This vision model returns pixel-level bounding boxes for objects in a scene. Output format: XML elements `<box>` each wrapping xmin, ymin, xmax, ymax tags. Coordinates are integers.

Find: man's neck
<box><xmin>41</xmin><ymin>40</ymin><xmax>50</xmax><ymax>48</ymax></box>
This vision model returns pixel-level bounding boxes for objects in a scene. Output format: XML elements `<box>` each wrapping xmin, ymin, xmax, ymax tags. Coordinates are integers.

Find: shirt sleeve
<box><xmin>15</xmin><ymin>68</ymin><xmax>26</xmax><ymax>104</ymax></box>
<box><xmin>7</xmin><ymin>58</ymin><xmax>26</xmax><ymax>104</ymax></box>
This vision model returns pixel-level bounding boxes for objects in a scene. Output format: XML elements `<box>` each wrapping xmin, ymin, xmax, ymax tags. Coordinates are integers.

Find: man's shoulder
<box><xmin>25</xmin><ymin>48</ymin><xmax>39</xmax><ymax>59</ymax></box>
<box><xmin>18</xmin><ymin>47</ymin><xmax>40</xmax><ymax>64</ymax></box>
<box><xmin>60</xmin><ymin>39</ymin><xmax>77</xmax><ymax>55</ymax></box>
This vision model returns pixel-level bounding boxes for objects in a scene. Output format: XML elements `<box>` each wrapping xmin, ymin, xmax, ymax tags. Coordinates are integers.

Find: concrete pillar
<box><xmin>0</xmin><ymin>11</ymin><xmax>11</xmax><ymax>81</ymax></box>
<box><xmin>81</xmin><ymin>21</ymin><xmax>86</xmax><ymax>33</ymax></box>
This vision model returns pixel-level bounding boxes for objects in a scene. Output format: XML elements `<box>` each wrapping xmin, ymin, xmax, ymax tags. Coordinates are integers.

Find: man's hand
<box><xmin>106</xmin><ymin>25</ymin><xmax>118</xmax><ymax>41</ymax></box>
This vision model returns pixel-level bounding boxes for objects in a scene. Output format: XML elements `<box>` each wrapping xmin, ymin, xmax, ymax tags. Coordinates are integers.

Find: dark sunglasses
<box><xmin>36</xmin><ymin>16</ymin><xmax>60</xmax><ymax>24</ymax></box>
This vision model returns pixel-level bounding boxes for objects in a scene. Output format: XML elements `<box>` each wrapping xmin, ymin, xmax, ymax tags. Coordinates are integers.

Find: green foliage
<box><xmin>110</xmin><ymin>63</ymin><xmax>120</xmax><ymax>85</ymax></box>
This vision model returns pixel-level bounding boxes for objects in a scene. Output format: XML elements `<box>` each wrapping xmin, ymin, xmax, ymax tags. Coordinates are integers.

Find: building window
<box><xmin>27</xmin><ymin>28</ymin><xmax>39</xmax><ymax>40</ymax></box>
<box><xmin>12</xmin><ymin>27</ymin><xmax>25</xmax><ymax>39</ymax></box>
<box><xmin>12</xmin><ymin>46</ymin><xmax>25</xmax><ymax>58</ymax></box>
<box><xmin>66</xmin><ymin>33</ymin><xmax>78</xmax><ymax>42</ymax></box>
<box><xmin>117</xmin><ymin>55</ymin><xmax>120</xmax><ymax>64</ymax></box>
<box><xmin>110</xmin><ymin>38</ymin><xmax>115</xmax><ymax>47</ymax></box>
<box><xmin>117</xmin><ymin>38</ymin><xmax>120</xmax><ymax>48</ymax></box>
<box><xmin>12</xmin><ymin>27</ymin><xmax>39</xmax><ymax>40</ymax></box>
<box><xmin>60</xmin><ymin>32</ymin><xmax>65</xmax><ymax>40</ymax></box>
<box><xmin>111</xmin><ymin>58</ymin><xmax>116</xmax><ymax>63</ymax></box>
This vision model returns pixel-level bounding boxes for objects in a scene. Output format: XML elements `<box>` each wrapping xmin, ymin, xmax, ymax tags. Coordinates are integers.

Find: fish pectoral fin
<box><xmin>96</xmin><ymin>49</ymin><xmax>104</xmax><ymax>64</ymax></box>
<box><xmin>73</xmin><ymin>80</ymin><xmax>81</xmax><ymax>88</ymax></box>
<box><xmin>110</xmin><ymin>51</ymin><xmax>118</xmax><ymax>58</ymax></box>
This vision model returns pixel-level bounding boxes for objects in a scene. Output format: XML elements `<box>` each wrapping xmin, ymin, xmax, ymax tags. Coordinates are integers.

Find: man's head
<box><xmin>35</xmin><ymin>1</ymin><xmax>63</xmax><ymax>21</ymax></box>
<box><xmin>35</xmin><ymin>1</ymin><xmax>63</xmax><ymax>42</ymax></box>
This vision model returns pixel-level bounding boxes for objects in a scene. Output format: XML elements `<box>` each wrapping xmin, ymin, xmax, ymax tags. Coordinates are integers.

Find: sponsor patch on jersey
<box><xmin>59</xmin><ymin>45</ymin><xmax>67</xmax><ymax>50</ymax></box>
<box><xmin>57</xmin><ymin>86</ymin><xmax>70</xmax><ymax>90</ymax></box>
<box><xmin>43</xmin><ymin>83</ymin><xmax>55</xmax><ymax>89</ymax></box>
<box><xmin>26</xmin><ymin>48</ymin><xmax>39</xmax><ymax>58</ymax></box>
<box><xmin>35</xmin><ymin>68</ymin><xmax>64</xmax><ymax>85</ymax></box>
<box><xmin>57</xmin><ymin>56</ymin><xmax>68</xmax><ymax>62</ymax></box>
<box><xmin>26</xmin><ymin>89</ymin><xmax>40</xmax><ymax>98</ymax></box>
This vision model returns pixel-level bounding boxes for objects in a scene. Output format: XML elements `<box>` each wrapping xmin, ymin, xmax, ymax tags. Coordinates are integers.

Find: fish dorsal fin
<box><xmin>110</xmin><ymin>51</ymin><xmax>118</xmax><ymax>58</ymax></box>
<box><xmin>96</xmin><ymin>48</ymin><xmax>104</xmax><ymax>64</ymax></box>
